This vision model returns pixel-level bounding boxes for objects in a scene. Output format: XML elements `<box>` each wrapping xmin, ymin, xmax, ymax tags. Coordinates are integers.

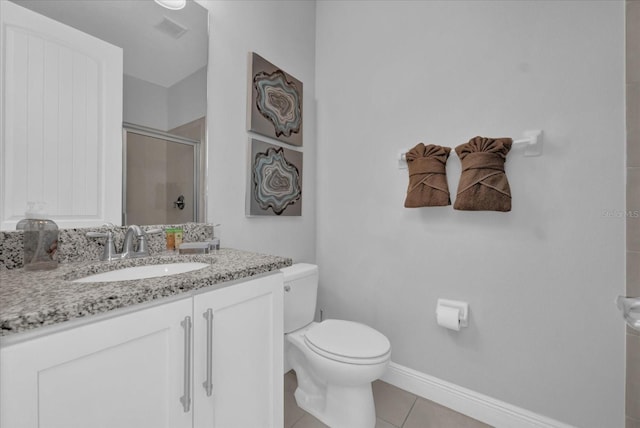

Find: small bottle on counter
<box><xmin>174</xmin><ymin>227</ymin><xmax>183</xmax><ymax>249</ymax></box>
<box><xmin>166</xmin><ymin>228</ymin><xmax>176</xmax><ymax>250</ymax></box>
<box><xmin>208</xmin><ymin>237</ymin><xmax>220</xmax><ymax>252</ymax></box>
<box><xmin>209</xmin><ymin>223</ymin><xmax>221</xmax><ymax>253</ymax></box>
<box><xmin>165</xmin><ymin>227</ymin><xmax>184</xmax><ymax>251</ymax></box>
<box><xmin>20</xmin><ymin>203</ymin><xmax>58</xmax><ymax>271</ymax></box>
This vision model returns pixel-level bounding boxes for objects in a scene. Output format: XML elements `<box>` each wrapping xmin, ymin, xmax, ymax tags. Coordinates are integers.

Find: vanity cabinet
<box><xmin>0</xmin><ymin>298</ymin><xmax>193</xmax><ymax>428</ymax></box>
<box><xmin>0</xmin><ymin>273</ymin><xmax>283</xmax><ymax>428</ymax></box>
<box><xmin>193</xmin><ymin>273</ymin><xmax>284</xmax><ymax>428</ymax></box>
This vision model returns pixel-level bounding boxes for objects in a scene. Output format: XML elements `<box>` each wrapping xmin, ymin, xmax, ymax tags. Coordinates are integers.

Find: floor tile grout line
<box><xmin>377</xmin><ymin>415</ymin><xmax>402</xmax><ymax>428</ymax></box>
<box><xmin>399</xmin><ymin>396</ymin><xmax>418</xmax><ymax>428</ymax></box>
<box><xmin>289</xmin><ymin>412</ymin><xmax>306</xmax><ymax>428</ymax></box>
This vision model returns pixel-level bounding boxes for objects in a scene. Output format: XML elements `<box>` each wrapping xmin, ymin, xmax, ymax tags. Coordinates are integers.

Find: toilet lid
<box><xmin>304</xmin><ymin>320</ymin><xmax>391</xmax><ymax>361</ymax></box>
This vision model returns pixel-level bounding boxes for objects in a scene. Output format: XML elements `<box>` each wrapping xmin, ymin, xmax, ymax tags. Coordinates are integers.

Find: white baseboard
<box><xmin>381</xmin><ymin>362</ymin><xmax>575</xmax><ymax>428</ymax></box>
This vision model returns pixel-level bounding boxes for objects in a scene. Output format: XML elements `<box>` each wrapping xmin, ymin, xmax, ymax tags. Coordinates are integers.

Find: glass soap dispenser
<box><xmin>18</xmin><ymin>202</ymin><xmax>59</xmax><ymax>271</ymax></box>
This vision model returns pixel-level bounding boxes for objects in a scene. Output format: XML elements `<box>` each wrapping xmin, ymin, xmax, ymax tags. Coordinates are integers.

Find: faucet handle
<box><xmin>86</xmin><ymin>222</ymin><xmax>117</xmax><ymax>239</ymax></box>
<box><xmin>87</xmin><ymin>230</ymin><xmax>119</xmax><ymax>261</ymax></box>
<box><xmin>136</xmin><ymin>228</ymin><xmax>163</xmax><ymax>255</ymax></box>
<box><xmin>86</xmin><ymin>231</ymin><xmax>107</xmax><ymax>238</ymax></box>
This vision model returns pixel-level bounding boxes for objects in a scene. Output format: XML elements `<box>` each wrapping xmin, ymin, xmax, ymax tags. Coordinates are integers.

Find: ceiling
<box><xmin>11</xmin><ymin>0</ymin><xmax>208</xmax><ymax>88</ymax></box>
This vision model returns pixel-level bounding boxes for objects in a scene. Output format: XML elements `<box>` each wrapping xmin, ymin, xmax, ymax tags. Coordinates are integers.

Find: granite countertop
<box><xmin>0</xmin><ymin>248</ymin><xmax>292</xmax><ymax>338</ymax></box>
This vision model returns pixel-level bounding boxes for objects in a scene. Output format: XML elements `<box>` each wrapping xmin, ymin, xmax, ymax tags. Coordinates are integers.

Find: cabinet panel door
<box><xmin>193</xmin><ymin>273</ymin><xmax>284</xmax><ymax>428</ymax></box>
<box><xmin>0</xmin><ymin>298</ymin><xmax>193</xmax><ymax>428</ymax></box>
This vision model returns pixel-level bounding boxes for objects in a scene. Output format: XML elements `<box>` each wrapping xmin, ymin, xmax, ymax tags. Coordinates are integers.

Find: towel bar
<box><xmin>397</xmin><ymin>130</ymin><xmax>543</xmax><ymax>169</ymax></box>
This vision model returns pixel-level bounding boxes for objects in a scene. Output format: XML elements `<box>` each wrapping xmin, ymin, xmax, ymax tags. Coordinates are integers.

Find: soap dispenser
<box><xmin>20</xmin><ymin>202</ymin><xmax>59</xmax><ymax>271</ymax></box>
<box><xmin>15</xmin><ymin>201</ymin><xmax>36</xmax><ymax>230</ymax></box>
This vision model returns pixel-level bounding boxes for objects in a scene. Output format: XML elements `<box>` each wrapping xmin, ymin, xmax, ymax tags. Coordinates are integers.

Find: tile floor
<box><xmin>284</xmin><ymin>371</ymin><xmax>492</xmax><ymax>428</ymax></box>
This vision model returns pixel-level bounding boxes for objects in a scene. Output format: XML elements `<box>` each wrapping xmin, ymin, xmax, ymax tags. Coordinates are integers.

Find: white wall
<box><xmin>123</xmin><ymin>74</ymin><xmax>168</xmax><ymax>130</ymax></box>
<box><xmin>315</xmin><ymin>1</ymin><xmax>625</xmax><ymax>427</ymax></box>
<box><xmin>199</xmin><ymin>0</ymin><xmax>316</xmax><ymax>262</ymax></box>
<box><xmin>125</xmin><ymin>69</ymin><xmax>207</xmax><ymax>132</ymax></box>
<box><xmin>168</xmin><ymin>66</ymin><xmax>207</xmax><ymax>130</ymax></box>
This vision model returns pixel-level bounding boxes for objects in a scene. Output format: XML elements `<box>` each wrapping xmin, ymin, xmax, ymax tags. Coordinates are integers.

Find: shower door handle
<box><xmin>174</xmin><ymin>195</ymin><xmax>185</xmax><ymax>210</ymax></box>
<box><xmin>202</xmin><ymin>308</ymin><xmax>214</xmax><ymax>397</ymax></box>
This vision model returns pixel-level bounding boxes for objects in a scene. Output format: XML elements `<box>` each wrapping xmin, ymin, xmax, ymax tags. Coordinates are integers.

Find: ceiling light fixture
<box><xmin>154</xmin><ymin>0</ymin><xmax>186</xmax><ymax>11</ymax></box>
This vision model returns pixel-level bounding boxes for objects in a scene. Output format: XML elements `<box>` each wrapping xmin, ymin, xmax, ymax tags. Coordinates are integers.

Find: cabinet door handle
<box><xmin>180</xmin><ymin>316</ymin><xmax>192</xmax><ymax>412</ymax></box>
<box><xmin>202</xmin><ymin>308</ymin><xmax>214</xmax><ymax>397</ymax></box>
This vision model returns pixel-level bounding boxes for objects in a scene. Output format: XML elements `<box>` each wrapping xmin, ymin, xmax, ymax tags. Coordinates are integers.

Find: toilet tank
<box><xmin>281</xmin><ymin>263</ymin><xmax>318</xmax><ymax>333</ymax></box>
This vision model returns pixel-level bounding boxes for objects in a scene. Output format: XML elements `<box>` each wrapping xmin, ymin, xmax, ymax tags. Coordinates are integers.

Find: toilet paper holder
<box><xmin>436</xmin><ymin>299</ymin><xmax>469</xmax><ymax>328</ymax></box>
<box><xmin>616</xmin><ymin>296</ymin><xmax>640</xmax><ymax>331</ymax></box>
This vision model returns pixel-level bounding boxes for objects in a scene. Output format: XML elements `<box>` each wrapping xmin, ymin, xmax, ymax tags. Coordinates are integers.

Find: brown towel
<box><xmin>454</xmin><ymin>137</ymin><xmax>513</xmax><ymax>212</ymax></box>
<box><xmin>404</xmin><ymin>143</ymin><xmax>451</xmax><ymax>208</ymax></box>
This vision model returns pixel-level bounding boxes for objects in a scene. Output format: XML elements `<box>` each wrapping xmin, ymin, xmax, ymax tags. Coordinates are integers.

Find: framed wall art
<box><xmin>248</xmin><ymin>52</ymin><xmax>303</xmax><ymax>147</ymax></box>
<box><xmin>247</xmin><ymin>138</ymin><xmax>303</xmax><ymax>216</ymax></box>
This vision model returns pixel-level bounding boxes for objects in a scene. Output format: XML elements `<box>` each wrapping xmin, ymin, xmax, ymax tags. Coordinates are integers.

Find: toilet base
<box><xmin>286</xmin><ymin>323</ymin><xmax>388</xmax><ymax>428</ymax></box>
<box><xmin>294</xmin><ymin>380</ymin><xmax>376</xmax><ymax>428</ymax></box>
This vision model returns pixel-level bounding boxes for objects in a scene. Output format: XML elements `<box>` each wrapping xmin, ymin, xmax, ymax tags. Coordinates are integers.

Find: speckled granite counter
<box><xmin>0</xmin><ymin>248</ymin><xmax>292</xmax><ymax>337</ymax></box>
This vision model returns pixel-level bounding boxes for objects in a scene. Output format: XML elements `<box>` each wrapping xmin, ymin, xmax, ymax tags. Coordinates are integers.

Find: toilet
<box><xmin>282</xmin><ymin>263</ymin><xmax>391</xmax><ymax>428</ymax></box>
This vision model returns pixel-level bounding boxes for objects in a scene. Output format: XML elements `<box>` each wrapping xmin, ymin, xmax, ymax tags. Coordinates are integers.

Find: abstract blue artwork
<box><xmin>248</xmin><ymin>139</ymin><xmax>302</xmax><ymax>216</ymax></box>
<box><xmin>248</xmin><ymin>53</ymin><xmax>303</xmax><ymax>147</ymax></box>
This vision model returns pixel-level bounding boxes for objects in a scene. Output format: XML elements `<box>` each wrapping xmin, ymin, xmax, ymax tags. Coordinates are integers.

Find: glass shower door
<box><xmin>123</xmin><ymin>124</ymin><xmax>200</xmax><ymax>226</ymax></box>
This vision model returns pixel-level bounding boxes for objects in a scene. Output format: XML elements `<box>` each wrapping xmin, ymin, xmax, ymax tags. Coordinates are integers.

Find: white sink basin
<box><xmin>73</xmin><ymin>262</ymin><xmax>210</xmax><ymax>283</ymax></box>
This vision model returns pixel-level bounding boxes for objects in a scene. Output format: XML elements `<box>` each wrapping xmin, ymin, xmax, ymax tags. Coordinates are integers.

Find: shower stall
<box><xmin>123</xmin><ymin>123</ymin><xmax>202</xmax><ymax>226</ymax></box>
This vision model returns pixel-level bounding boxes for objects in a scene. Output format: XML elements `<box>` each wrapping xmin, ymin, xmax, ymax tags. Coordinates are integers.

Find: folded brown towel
<box><xmin>404</xmin><ymin>143</ymin><xmax>451</xmax><ymax>208</ymax></box>
<box><xmin>454</xmin><ymin>136</ymin><xmax>513</xmax><ymax>212</ymax></box>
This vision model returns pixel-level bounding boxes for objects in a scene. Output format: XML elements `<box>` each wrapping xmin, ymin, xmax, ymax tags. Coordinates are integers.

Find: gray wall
<box><xmin>201</xmin><ymin>0</ymin><xmax>317</xmax><ymax>262</ymax></box>
<box><xmin>314</xmin><ymin>1</ymin><xmax>625</xmax><ymax>427</ymax></box>
<box><xmin>124</xmin><ymin>69</ymin><xmax>207</xmax><ymax>132</ymax></box>
<box><xmin>123</xmin><ymin>74</ymin><xmax>168</xmax><ymax>131</ymax></box>
<box><xmin>168</xmin><ymin>67</ymin><xmax>207</xmax><ymax>131</ymax></box>
<box><xmin>626</xmin><ymin>1</ymin><xmax>640</xmax><ymax>426</ymax></box>
<box><xmin>200</xmin><ymin>0</ymin><xmax>626</xmax><ymax>425</ymax></box>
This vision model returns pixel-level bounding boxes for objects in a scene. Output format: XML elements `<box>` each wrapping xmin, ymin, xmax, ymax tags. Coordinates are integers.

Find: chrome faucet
<box><xmin>122</xmin><ymin>225</ymin><xmax>163</xmax><ymax>259</ymax></box>
<box><xmin>121</xmin><ymin>225</ymin><xmax>144</xmax><ymax>259</ymax></box>
<box><xmin>87</xmin><ymin>224</ymin><xmax>162</xmax><ymax>261</ymax></box>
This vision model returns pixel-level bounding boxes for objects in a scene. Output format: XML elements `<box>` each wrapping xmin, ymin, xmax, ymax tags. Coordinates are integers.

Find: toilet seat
<box><xmin>303</xmin><ymin>320</ymin><xmax>391</xmax><ymax>365</ymax></box>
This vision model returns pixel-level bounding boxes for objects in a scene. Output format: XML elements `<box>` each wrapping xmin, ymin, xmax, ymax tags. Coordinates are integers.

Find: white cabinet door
<box><xmin>0</xmin><ymin>298</ymin><xmax>193</xmax><ymax>428</ymax></box>
<box><xmin>193</xmin><ymin>273</ymin><xmax>284</xmax><ymax>428</ymax></box>
<box><xmin>0</xmin><ymin>1</ymin><xmax>123</xmax><ymax>230</ymax></box>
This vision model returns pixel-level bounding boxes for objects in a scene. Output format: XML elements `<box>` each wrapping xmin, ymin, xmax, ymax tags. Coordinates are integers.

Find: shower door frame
<box><xmin>122</xmin><ymin>122</ymin><xmax>201</xmax><ymax>226</ymax></box>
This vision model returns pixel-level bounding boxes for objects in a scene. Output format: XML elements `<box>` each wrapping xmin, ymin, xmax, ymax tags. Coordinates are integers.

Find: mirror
<box><xmin>9</xmin><ymin>0</ymin><xmax>208</xmax><ymax>226</ymax></box>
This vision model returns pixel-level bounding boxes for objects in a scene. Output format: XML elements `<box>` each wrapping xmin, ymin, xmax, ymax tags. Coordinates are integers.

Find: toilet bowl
<box><xmin>287</xmin><ymin>320</ymin><xmax>391</xmax><ymax>428</ymax></box>
<box><xmin>282</xmin><ymin>264</ymin><xmax>391</xmax><ymax>428</ymax></box>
